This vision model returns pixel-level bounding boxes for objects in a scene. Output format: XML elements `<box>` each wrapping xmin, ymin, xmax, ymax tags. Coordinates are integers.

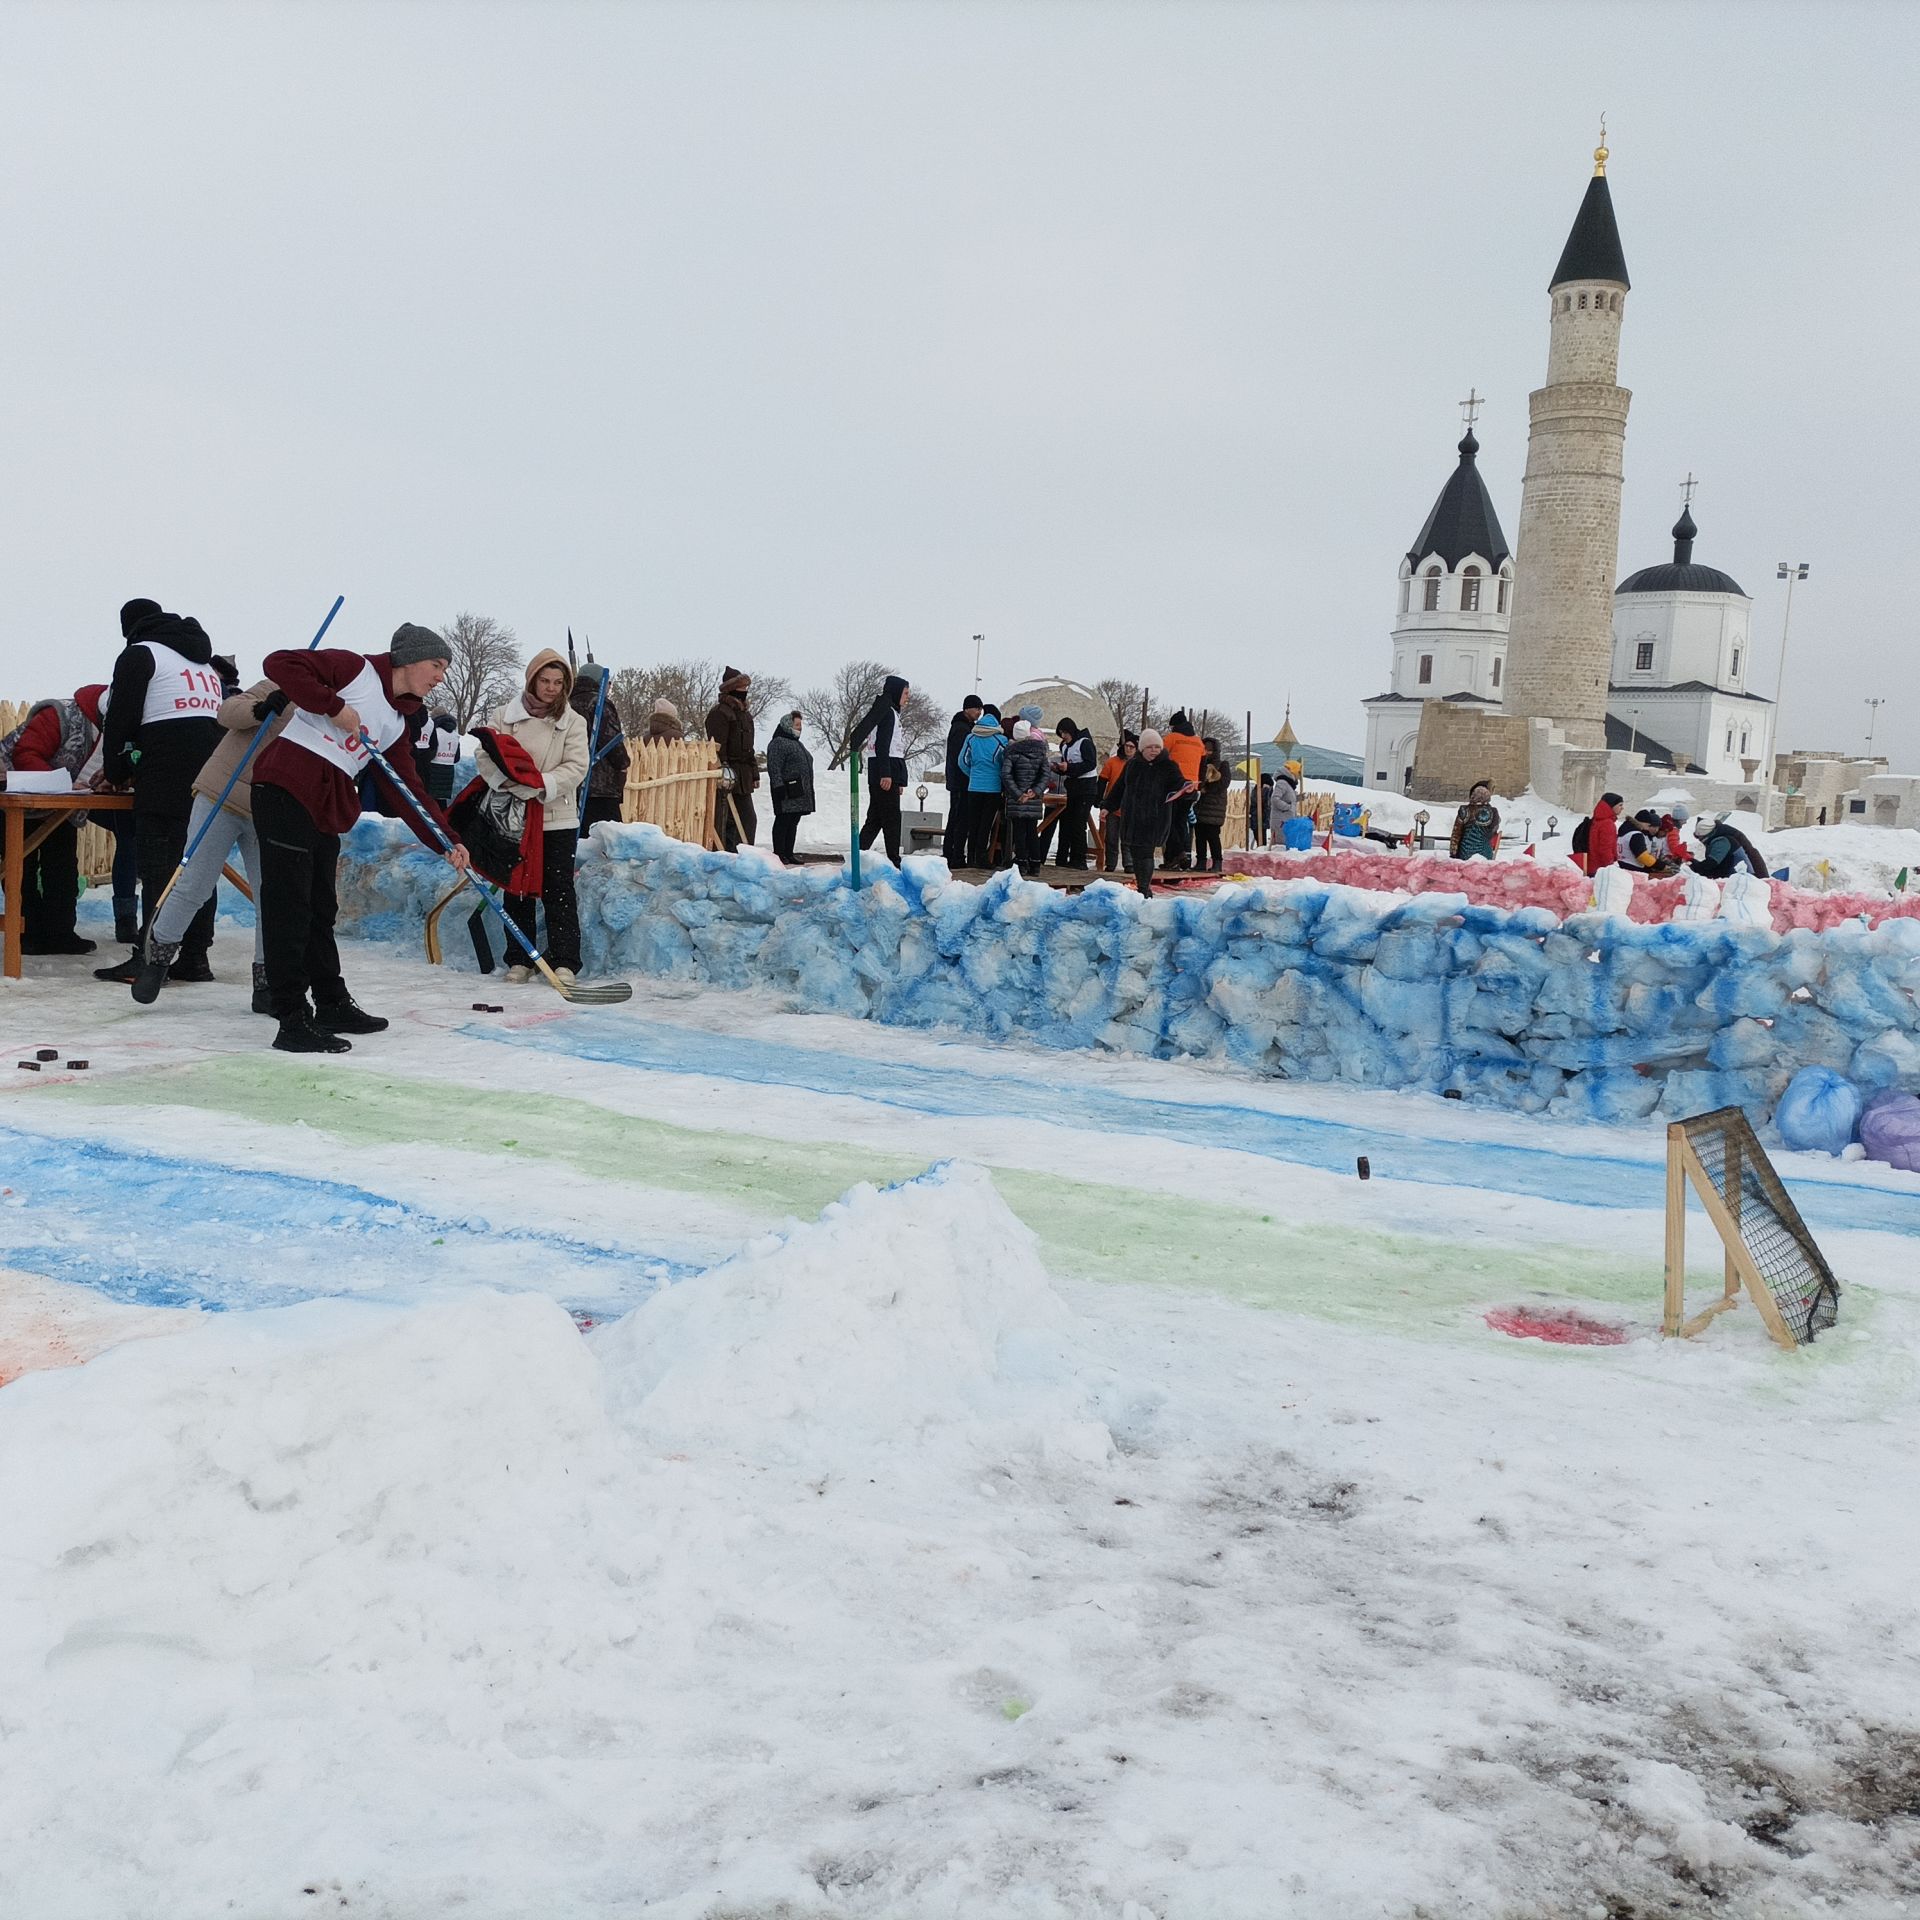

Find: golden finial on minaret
<box><xmin>1594</xmin><ymin>112</ymin><xmax>1609</xmax><ymax>177</ymax></box>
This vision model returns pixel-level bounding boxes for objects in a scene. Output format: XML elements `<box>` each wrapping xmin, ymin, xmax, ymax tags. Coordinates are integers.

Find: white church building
<box><xmin>1606</xmin><ymin>501</ymin><xmax>1775</xmax><ymax>783</ymax></box>
<box><xmin>1362</xmin><ymin>424</ymin><xmax>1514</xmax><ymax>792</ymax></box>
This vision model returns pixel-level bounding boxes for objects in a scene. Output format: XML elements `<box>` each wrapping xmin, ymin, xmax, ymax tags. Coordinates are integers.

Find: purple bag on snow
<box><xmin>1859</xmin><ymin>1090</ymin><xmax>1920</xmax><ymax>1174</ymax></box>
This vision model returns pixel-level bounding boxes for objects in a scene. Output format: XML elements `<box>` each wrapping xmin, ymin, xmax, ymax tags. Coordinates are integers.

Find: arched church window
<box><xmin>1496</xmin><ymin>576</ymin><xmax>1509</xmax><ymax>613</ymax></box>
<box><xmin>1400</xmin><ymin>579</ymin><xmax>1410</xmax><ymax>615</ymax></box>
<box><xmin>1730</xmin><ymin>646</ymin><xmax>1741</xmax><ymax>679</ymax></box>
<box><xmin>1422</xmin><ymin>566</ymin><xmax>1441</xmax><ymax>612</ymax></box>
<box><xmin>1635</xmin><ymin>641</ymin><xmax>1655</xmax><ymax>672</ymax></box>
<box><xmin>1418</xmin><ymin>654</ymin><xmax>1433</xmax><ymax>685</ymax></box>
<box><xmin>1492</xmin><ymin>656</ymin><xmax>1502</xmax><ymax>688</ymax></box>
<box><xmin>1460</xmin><ymin>566</ymin><xmax>1482</xmax><ymax>613</ymax></box>
<box><xmin>1578</xmin><ymin>292</ymin><xmax>1589</xmax><ymax>309</ymax></box>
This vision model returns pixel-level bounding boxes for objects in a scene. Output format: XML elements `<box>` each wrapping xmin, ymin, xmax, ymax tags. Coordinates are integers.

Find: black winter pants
<box><xmin>965</xmin><ymin>792</ymin><xmax>1003</xmax><ymax>869</ymax></box>
<box><xmin>941</xmin><ymin>792</ymin><xmax>967</xmax><ymax>865</ymax></box>
<box><xmin>254</xmin><ymin>782</ymin><xmax>345</xmax><ymax>1019</ymax></box>
<box><xmin>1195</xmin><ymin>823</ymin><xmax>1223</xmax><ymax>870</ymax></box>
<box><xmin>1126</xmin><ymin>839</ymin><xmax>1159</xmax><ymax>897</ymax></box>
<box><xmin>580</xmin><ymin>794</ymin><xmax>623</xmax><ymax>834</ymax></box>
<box><xmin>717</xmin><ymin>788</ymin><xmax>757</xmax><ymax>851</ymax></box>
<box><xmin>1054</xmin><ymin>788</ymin><xmax>1092</xmax><ymax>867</ymax></box>
<box><xmin>21</xmin><ymin>821</ymin><xmax>81</xmax><ymax>946</ymax></box>
<box><xmin>772</xmin><ymin>813</ymin><xmax>802</xmax><ymax>863</ymax></box>
<box><xmin>859</xmin><ymin>782</ymin><xmax>903</xmax><ymax>863</ymax></box>
<box><xmin>506</xmin><ymin>829</ymin><xmax>581</xmax><ymax>972</ymax></box>
<box><xmin>135</xmin><ymin>811</ymin><xmax>217</xmax><ymax>960</ymax></box>
<box><xmin>1101</xmin><ymin>810</ymin><xmax>1122</xmax><ymax>871</ymax></box>
<box><xmin>1162</xmin><ymin>806</ymin><xmax>1192</xmax><ymax>868</ymax></box>
<box><xmin>1008</xmin><ymin>813</ymin><xmax>1042</xmax><ymax>874</ymax></box>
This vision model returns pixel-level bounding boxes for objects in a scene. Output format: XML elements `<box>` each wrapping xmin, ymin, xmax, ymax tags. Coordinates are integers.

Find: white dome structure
<box><xmin>1000</xmin><ymin>678</ymin><xmax>1118</xmax><ymax>754</ymax></box>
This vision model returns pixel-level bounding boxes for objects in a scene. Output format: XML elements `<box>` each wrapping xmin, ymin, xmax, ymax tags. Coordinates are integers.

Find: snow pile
<box><xmin>333</xmin><ymin>819</ymin><xmax>1920</xmax><ymax>1124</ymax></box>
<box><xmin>596</xmin><ymin>1162</ymin><xmax>1106</xmax><ymax>1471</ymax></box>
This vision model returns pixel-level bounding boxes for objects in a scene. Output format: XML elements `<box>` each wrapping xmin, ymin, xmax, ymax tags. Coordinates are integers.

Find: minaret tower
<box><xmin>1501</xmin><ymin>131</ymin><xmax>1631</xmax><ymax>749</ymax></box>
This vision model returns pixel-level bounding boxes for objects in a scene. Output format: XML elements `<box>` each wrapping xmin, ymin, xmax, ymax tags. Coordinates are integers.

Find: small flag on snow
<box><xmin>1897</xmin><ymin>868</ymin><xmax>1910</xmax><ymax>891</ymax></box>
<box><xmin>1524</xmin><ymin>843</ymin><xmax>1536</xmax><ymax>857</ymax></box>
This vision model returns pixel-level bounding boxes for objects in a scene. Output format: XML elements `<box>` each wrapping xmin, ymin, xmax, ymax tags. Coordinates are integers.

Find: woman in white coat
<box><xmin>488</xmin><ymin>648</ymin><xmax>591</xmax><ymax>983</ymax></box>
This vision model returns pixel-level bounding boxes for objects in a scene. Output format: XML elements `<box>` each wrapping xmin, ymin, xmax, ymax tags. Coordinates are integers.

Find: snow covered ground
<box><xmin>2</xmin><ymin>902</ymin><xmax>1919</xmax><ymax>1918</ymax></box>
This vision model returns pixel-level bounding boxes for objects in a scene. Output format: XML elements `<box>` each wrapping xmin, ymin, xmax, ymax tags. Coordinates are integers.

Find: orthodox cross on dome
<box><xmin>1594</xmin><ymin>113</ymin><xmax>1609</xmax><ymax>176</ymax></box>
<box><xmin>1459</xmin><ymin>388</ymin><xmax>1484</xmax><ymax>432</ymax></box>
<box><xmin>1679</xmin><ymin>471</ymin><xmax>1699</xmax><ymax>506</ymax></box>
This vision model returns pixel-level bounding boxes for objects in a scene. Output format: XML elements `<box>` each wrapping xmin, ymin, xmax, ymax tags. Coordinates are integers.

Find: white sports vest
<box><xmin>433</xmin><ymin>726</ymin><xmax>460</xmax><ymax>769</ymax></box>
<box><xmin>282</xmin><ymin>661</ymin><xmax>406</xmax><ymax>777</ymax></box>
<box><xmin>139</xmin><ymin>643</ymin><xmax>224</xmax><ymax>725</ymax></box>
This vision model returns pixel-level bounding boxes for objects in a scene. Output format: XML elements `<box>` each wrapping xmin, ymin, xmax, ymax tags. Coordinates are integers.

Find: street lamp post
<box><xmin>1866</xmin><ymin>697</ymin><xmax>1886</xmax><ymax>756</ymax></box>
<box><xmin>1771</xmin><ymin>562</ymin><xmax>1810</xmax><ymax>732</ymax></box>
<box><xmin>972</xmin><ymin>633</ymin><xmax>984</xmax><ymax>694</ymax></box>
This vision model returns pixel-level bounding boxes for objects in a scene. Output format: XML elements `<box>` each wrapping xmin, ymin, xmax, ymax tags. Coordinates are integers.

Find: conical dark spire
<box><xmin>1671</xmin><ymin>504</ymin><xmax>1697</xmax><ymax>566</ymax></box>
<box><xmin>1550</xmin><ymin>172</ymin><xmax>1629</xmax><ymax>290</ymax></box>
<box><xmin>1406</xmin><ymin>428</ymin><xmax>1511</xmax><ymax>571</ymax></box>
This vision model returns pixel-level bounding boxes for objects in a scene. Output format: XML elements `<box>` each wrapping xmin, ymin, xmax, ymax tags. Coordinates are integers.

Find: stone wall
<box><xmin>1409</xmin><ymin>703</ymin><xmax>1532</xmax><ymax>803</ymax></box>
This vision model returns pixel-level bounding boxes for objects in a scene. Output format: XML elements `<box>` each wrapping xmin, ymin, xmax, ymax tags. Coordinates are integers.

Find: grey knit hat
<box><xmin>389</xmin><ymin>622</ymin><xmax>452</xmax><ymax>667</ymax></box>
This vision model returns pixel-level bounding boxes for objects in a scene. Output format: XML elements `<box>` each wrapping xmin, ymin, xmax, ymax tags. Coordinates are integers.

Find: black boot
<box><xmin>168</xmin><ymin>951</ymin><xmax>215</xmax><ymax>984</ymax></box>
<box><xmin>273</xmin><ymin>1012</ymin><xmax>351</xmax><ymax>1055</ymax></box>
<box><xmin>114</xmin><ymin>906</ymin><xmax>139</xmax><ymax>945</ymax></box>
<box><xmin>94</xmin><ymin>951</ymin><xmax>141</xmax><ymax>984</ymax></box>
<box><xmin>20</xmin><ymin>931</ymin><xmax>97</xmax><ymax>955</ymax></box>
<box><xmin>130</xmin><ymin>939</ymin><xmax>180</xmax><ymax>1005</ymax></box>
<box><xmin>313</xmin><ymin>994</ymin><xmax>388</xmax><ymax>1035</ymax></box>
<box><xmin>251</xmin><ymin>963</ymin><xmax>273</xmax><ymax>1017</ymax></box>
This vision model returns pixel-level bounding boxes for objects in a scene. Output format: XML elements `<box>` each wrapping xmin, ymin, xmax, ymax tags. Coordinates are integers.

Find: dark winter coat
<box><xmin>705</xmin><ymin>692</ymin><xmax>758</xmax><ymax>790</ymax></box>
<box><xmin>102</xmin><ymin>610</ymin><xmax>224</xmax><ymax>816</ymax></box>
<box><xmin>569</xmin><ymin>680</ymin><xmax>629</xmax><ymax>801</ymax></box>
<box><xmin>766</xmin><ymin>718</ymin><xmax>816</xmax><ymax>816</ymax></box>
<box><xmin>1450</xmin><ymin>801</ymin><xmax>1500</xmax><ymax>860</ymax></box>
<box><xmin>1110</xmin><ymin>751</ymin><xmax>1193</xmax><ymax>845</ymax></box>
<box><xmin>944</xmin><ymin>710</ymin><xmax>976</xmax><ymax>792</ymax></box>
<box><xmin>1693</xmin><ymin>824</ymin><xmax>1763</xmax><ymax>880</ymax></box>
<box><xmin>1001</xmin><ymin>734</ymin><xmax>1052</xmax><ymax>821</ymax></box>
<box><xmin>1193</xmin><ymin>752</ymin><xmax>1234</xmax><ymax>826</ymax></box>
<box><xmin>849</xmin><ymin>676</ymin><xmax>911</xmax><ymax>788</ymax></box>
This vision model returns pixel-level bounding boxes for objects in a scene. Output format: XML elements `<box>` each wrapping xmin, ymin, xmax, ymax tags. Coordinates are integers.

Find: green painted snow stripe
<box><xmin>48</xmin><ymin>1059</ymin><xmax>1669</xmax><ymax>1336</ymax></box>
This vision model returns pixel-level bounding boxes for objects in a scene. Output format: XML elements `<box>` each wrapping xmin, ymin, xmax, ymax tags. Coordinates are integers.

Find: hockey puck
<box><xmin>472</xmin><ymin>1002</ymin><xmax>491</xmax><ymax>1012</ymax></box>
<box><xmin>1356</xmin><ymin>1155</ymin><xmax>1371</xmax><ymax>1180</ymax></box>
<box><xmin>17</xmin><ymin>1061</ymin><xmax>41</xmax><ymax>1072</ymax></box>
<box><xmin>66</xmin><ymin>1060</ymin><xmax>89</xmax><ymax>1071</ymax></box>
<box><xmin>487</xmin><ymin>1003</ymin><xmax>504</xmax><ymax>1013</ymax></box>
<box><xmin>34</xmin><ymin>1048</ymin><xmax>57</xmax><ymax>1061</ymax></box>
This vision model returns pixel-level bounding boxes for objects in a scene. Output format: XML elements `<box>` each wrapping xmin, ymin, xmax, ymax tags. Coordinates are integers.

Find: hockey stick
<box><xmin>144</xmin><ymin>594</ymin><xmax>345</xmax><ymax>929</ymax></box>
<box><xmin>360</xmin><ymin>736</ymin><xmax>633</xmax><ymax>1004</ymax></box>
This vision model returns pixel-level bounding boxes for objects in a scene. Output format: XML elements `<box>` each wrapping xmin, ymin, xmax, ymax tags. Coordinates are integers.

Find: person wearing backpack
<box><xmin>1574</xmin><ymin>793</ymin><xmax>1621</xmax><ymax>877</ymax></box>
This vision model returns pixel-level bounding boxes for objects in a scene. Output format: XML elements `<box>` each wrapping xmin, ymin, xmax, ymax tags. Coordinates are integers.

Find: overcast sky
<box><xmin>3</xmin><ymin>1</ymin><xmax>1912</xmax><ymax>766</ymax></box>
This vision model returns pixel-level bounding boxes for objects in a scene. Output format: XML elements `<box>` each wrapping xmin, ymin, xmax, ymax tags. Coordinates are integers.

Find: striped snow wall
<box><xmin>334</xmin><ymin>819</ymin><xmax>1920</xmax><ymax>1126</ymax></box>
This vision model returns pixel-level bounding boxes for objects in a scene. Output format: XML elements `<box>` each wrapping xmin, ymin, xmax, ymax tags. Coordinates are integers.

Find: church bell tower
<box><xmin>1501</xmin><ymin>134</ymin><xmax>1632</xmax><ymax>749</ymax></box>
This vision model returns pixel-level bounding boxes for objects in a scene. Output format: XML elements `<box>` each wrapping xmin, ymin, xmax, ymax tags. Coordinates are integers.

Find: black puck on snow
<box><xmin>1356</xmin><ymin>1155</ymin><xmax>1371</xmax><ymax>1180</ymax></box>
<box><xmin>34</xmin><ymin>1048</ymin><xmax>57</xmax><ymax>1061</ymax></box>
<box><xmin>17</xmin><ymin>1061</ymin><xmax>41</xmax><ymax>1072</ymax></box>
<box><xmin>66</xmin><ymin>1060</ymin><xmax>89</xmax><ymax>1071</ymax></box>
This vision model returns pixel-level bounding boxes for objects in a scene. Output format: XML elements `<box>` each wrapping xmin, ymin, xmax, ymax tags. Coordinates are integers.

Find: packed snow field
<box><xmin>3</xmin><ymin>907</ymin><xmax>1919</xmax><ymax>1918</ymax></box>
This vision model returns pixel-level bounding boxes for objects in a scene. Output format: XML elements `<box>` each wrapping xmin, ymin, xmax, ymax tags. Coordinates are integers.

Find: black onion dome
<box><xmin>1406</xmin><ymin>430</ymin><xmax>1512</xmax><ymax>571</ymax></box>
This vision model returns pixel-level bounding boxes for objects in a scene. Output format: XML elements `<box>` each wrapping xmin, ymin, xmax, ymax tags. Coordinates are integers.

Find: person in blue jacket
<box><xmin>956</xmin><ymin>705</ymin><xmax>1006</xmax><ymax>869</ymax></box>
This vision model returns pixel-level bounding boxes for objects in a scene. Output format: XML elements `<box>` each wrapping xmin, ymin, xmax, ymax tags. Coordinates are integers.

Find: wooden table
<box><xmin>1</xmin><ymin>791</ymin><xmax>134</xmax><ymax>979</ymax></box>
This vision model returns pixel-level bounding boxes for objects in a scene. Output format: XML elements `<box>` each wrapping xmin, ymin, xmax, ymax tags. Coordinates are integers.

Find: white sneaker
<box><xmin>505</xmin><ymin>965</ymin><xmax>533</xmax><ymax>985</ymax></box>
<box><xmin>554</xmin><ymin>967</ymin><xmax>576</xmax><ymax>986</ymax></box>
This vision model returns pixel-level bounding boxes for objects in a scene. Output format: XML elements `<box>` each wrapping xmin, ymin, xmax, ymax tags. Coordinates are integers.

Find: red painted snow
<box><xmin>1483</xmin><ymin>1305</ymin><xmax>1630</xmax><ymax>1347</ymax></box>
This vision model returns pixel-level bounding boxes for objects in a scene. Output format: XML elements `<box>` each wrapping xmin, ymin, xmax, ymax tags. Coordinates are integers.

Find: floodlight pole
<box><xmin>1771</xmin><ymin>561</ymin><xmax>1810</xmax><ymax>733</ymax></box>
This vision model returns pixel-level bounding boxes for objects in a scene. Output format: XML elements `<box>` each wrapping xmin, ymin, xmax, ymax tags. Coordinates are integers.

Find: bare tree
<box><xmin>1189</xmin><ymin>706</ymin><xmax>1238</xmax><ymax>746</ymax></box>
<box><xmin>605</xmin><ymin>657</ymin><xmax>795</xmax><ymax>741</ymax></box>
<box><xmin>1093</xmin><ymin>679</ymin><xmax>1165</xmax><ymax>738</ymax></box>
<box><xmin>440</xmin><ymin>613</ymin><xmax>522</xmax><ymax>732</ymax></box>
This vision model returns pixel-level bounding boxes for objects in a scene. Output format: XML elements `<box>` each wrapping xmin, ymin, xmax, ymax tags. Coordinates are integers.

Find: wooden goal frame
<box><xmin>1663</xmin><ymin>1107</ymin><xmax>1838</xmax><ymax>1350</ymax></box>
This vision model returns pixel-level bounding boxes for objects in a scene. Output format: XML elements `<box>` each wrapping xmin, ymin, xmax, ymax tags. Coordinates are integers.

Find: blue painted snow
<box><xmin>465</xmin><ymin>1014</ymin><xmax>1920</xmax><ymax>1241</ymax></box>
<box><xmin>0</xmin><ymin>1125</ymin><xmax>690</xmax><ymax>1314</ymax></box>
<box><xmin>332</xmin><ymin>819</ymin><xmax>1920</xmax><ymax>1130</ymax></box>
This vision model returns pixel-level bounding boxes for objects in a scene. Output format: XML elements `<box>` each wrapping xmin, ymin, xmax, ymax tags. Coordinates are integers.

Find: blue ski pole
<box><xmin>145</xmin><ymin>594</ymin><xmax>344</xmax><ymax>926</ymax></box>
<box><xmin>576</xmin><ymin>663</ymin><xmax>609</xmax><ymax>819</ymax></box>
<box><xmin>358</xmin><ymin>734</ymin><xmax>633</xmax><ymax>1005</ymax></box>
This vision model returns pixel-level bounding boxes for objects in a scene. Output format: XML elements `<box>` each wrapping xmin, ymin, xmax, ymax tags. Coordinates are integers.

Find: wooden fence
<box><xmin>0</xmin><ymin>698</ymin><xmax>117</xmax><ymax>880</ymax></box>
<box><xmin>621</xmin><ymin>737</ymin><xmax>723</xmax><ymax>848</ymax></box>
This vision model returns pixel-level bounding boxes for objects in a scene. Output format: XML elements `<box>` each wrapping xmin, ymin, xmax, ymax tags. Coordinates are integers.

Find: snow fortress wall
<box><xmin>335</xmin><ymin>821</ymin><xmax>1920</xmax><ymax>1125</ymax></box>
